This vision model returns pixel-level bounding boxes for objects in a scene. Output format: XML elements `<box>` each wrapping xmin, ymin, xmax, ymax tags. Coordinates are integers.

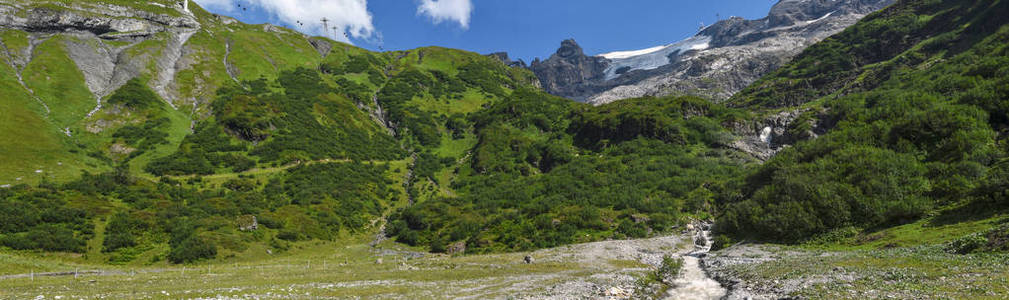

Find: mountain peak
<box><xmin>529</xmin><ymin>39</ymin><xmax>609</xmax><ymax>101</ymax></box>
<box><xmin>531</xmin><ymin>0</ymin><xmax>894</xmax><ymax>104</ymax></box>
<box><xmin>556</xmin><ymin>39</ymin><xmax>585</xmax><ymax>58</ymax></box>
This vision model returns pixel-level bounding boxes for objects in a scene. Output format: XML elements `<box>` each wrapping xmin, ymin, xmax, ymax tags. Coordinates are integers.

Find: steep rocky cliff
<box><xmin>528</xmin><ymin>39</ymin><xmax>609</xmax><ymax>102</ymax></box>
<box><xmin>529</xmin><ymin>0</ymin><xmax>894</xmax><ymax>105</ymax></box>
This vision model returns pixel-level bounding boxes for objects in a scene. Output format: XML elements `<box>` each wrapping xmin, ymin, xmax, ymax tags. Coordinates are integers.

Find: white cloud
<box><xmin>193</xmin><ymin>0</ymin><xmax>376</xmax><ymax>43</ymax></box>
<box><xmin>417</xmin><ymin>0</ymin><xmax>473</xmax><ymax>29</ymax></box>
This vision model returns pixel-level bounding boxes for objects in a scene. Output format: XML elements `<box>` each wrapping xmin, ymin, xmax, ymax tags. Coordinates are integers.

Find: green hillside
<box><xmin>1</xmin><ymin>0</ymin><xmax>744</xmax><ymax>266</ymax></box>
<box><xmin>717</xmin><ymin>0</ymin><xmax>1009</xmax><ymax>248</ymax></box>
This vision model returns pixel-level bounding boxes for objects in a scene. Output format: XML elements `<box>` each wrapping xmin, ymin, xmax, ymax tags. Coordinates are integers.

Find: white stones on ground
<box><xmin>604</xmin><ymin>286</ymin><xmax>631</xmax><ymax>298</ymax></box>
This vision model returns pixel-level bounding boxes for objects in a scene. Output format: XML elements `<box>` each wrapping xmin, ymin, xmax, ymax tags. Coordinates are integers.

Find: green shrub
<box><xmin>103</xmin><ymin>212</ymin><xmax>138</xmax><ymax>252</ymax></box>
<box><xmin>654</xmin><ymin>255</ymin><xmax>684</xmax><ymax>283</ymax></box>
<box><xmin>169</xmin><ymin>237</ymin><xmax>217</xmax><ymax>263</ymax></box>
<box><xmin>106</xmin><ymin>78</ymin><xmax>161</xmax><ymax>109</ymax></box>
<box><xmin>617</xmin><ymin>219</ymin><xmax>648</xmax><ymax>239</ymax></box>
<box><xmin>946</xmin><ymin>233</ymin><xmax>988</xmax><ymax>254</ymax></box>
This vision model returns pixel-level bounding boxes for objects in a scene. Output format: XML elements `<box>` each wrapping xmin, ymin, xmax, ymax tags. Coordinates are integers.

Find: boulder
<box><xmin>604</xmin><ymin>286</ymin><xmax>631</xmax><ymax>298</ymax></box>
<box><xmin>236</xmin><ymin>215</ymin><xmax>258</xmax><ymax>231</ymax></box>
<box><xmin>448</xmin><ymin>241</ymin><xmax>466</xmax><ymax>255</ymax></box>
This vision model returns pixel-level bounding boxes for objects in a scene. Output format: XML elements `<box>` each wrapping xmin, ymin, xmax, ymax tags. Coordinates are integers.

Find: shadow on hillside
<box><xmin>928</xmin><ymin>200</ymin><xmax>1008</xmax><ymax>227</ymax></box>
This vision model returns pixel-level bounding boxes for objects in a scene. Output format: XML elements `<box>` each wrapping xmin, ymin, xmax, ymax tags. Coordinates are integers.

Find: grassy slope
<box><xmin>0</xmin><ymin>241</ymin><xmax>577</xmax><ymax>299</ymax></box>
<box><xmin>0</xmin><ymin>31</ymin><xmax>101</xmax><ymax>184</ymax></box>
<box><xmin>0</xmin><ymin>233</ymin><xmax>689</xmax><ymax>299</ymax></box>
<box><xmin>225</xmin><ymin>24</ymin><xmax>322</xmax><ymax>82</ymax></box>
<box><xmin>22</xmin><ymin>35</ymin><xmax>95</xmax><ymax>130</ymax></box>
<box><xmin>0</xmin><ymin>54</ymin><xmax>72</xmax><ymax>184</ymax></box>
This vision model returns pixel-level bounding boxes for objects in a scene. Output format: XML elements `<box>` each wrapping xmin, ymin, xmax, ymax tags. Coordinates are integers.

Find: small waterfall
<box><xmin>759</xmin><ymin>126</ymin><xmax>773</xmax><ymax>146</ymax></box>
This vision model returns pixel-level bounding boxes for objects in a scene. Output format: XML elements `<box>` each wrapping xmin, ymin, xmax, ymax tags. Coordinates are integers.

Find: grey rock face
<box><xmin>728</xmin><ymin>107</ymin><xmax>833</xmax><ymax>160</ymax></box>
<box><xmin>529</xmin><ymin>0</ymin><xmax>894</xmax><ymax>105</ymax></box>
<box><xmin>0</xmin><ymin>0</ymin><xmax>200</xmax><ymax>116</ymax></box>
<box><xmin>528</xmin><ymin>39</ymin><xmax>610</xmax><ymax>102</ymax></box>
<box><xmin>0</xmin><ymin>1</ymin><xmax>198</xmax><ymax>35</ymax></box>
<box><xmin>486</xmin><ymin>52</ymin><xmax>527</xmax><ymax>68</ymax></box>
<box><xmin>308</xmin><ymin>38</ymin><xmax>333</xmax><ymax>57</ymax></box>
<box><xmin>61</xmin><ymin>32</ymin><xmax>119</xmax><ymax>115</ymax></box>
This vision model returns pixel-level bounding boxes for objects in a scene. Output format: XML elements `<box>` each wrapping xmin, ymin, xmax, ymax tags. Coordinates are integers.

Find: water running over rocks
<box><xmin>666</xmin><ymin>223</ymin><xmax>727</xmax><ymax>300</ymax></box>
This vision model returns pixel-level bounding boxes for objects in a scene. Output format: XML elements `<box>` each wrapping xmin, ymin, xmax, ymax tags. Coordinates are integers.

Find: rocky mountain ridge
<box><xmin>527</xmin><ymin>0</ymin><xmax>895</xmax><ymax>104</ymax></box>
<box><xmin>0</xmin><ymin>0</ymin><xmax>200</xmax><ymax>110</ymax></box>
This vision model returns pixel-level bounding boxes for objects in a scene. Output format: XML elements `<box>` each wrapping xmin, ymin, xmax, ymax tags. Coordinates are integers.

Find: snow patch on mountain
<box><xmin>766</xmin><ymin>10</ymin><xmax>837</xmax><ymax>33</ymax></box>
<box><xmin>599</xmin><ymin>45</ymin><xmax>668</xmax><ymax>60</ymax></box>
<box><xmin>601</xmin><ymin>35</ymin><xmax>711</xmax><ymax>80</ymax></box>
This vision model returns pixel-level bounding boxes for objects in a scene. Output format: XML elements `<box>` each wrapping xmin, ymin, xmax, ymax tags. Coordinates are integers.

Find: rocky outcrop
<box><xmin>308</xmin><ymin>37</ymin><xmax>333</xmax><ymax>57</ymax></box>
<box><xmin>528</xmin><ymin>39</ymin><xmax>610</xmax><ymax>102</ymax></box>
<box><xmin>0</xmin><ymin>0</ymin><xmax>200</xmax><ymax>114</ymax></box>
<box><xmin>486</xmin><ymin>52</ymin><xmax>527</xmax><ymax>68</ymax></box>
<box><xmin>528</xmin><ymin>0</ymin><xmax>894</xmax><ymax>104</ymax></box>
<box><xmin>0</xmin><ymin>1</ymin><xmax>198</xmax><ymax>37</ymax></box>
<box><xmin>728</xmin><ymin>107</ymin><xmax>834</xmax><ymax>160</ymax></box>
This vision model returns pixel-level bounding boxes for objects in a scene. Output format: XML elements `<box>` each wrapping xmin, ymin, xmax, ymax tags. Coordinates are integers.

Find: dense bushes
<box><xmin>106</xmin><ymin>78</ymin><xmax>161</xmax><ymax>109</ymax></box>
<box><xmin>213</xmin><ymin>94</ymin><xmax>279</xmax><ymax>142</ymax></box>
<box><xmin>320</xmin><ymin>53</ymin><xmax>387</xmax><ymax>85</ymax></box>
<box><xmin>388</xmin><ymin>94</ymin><xmax>751</xmax><ymax>252</ymax></box>
<box><xmin>3</xmin><ymin>158</ymin><xmax>395</xmax><ymax>262</ymax></box>
<box><xmin>103</xmin><ymin>212</ymin><xmax>140</xmax><ymax>252</ymax></box>
<box><xmin>249</xmin><ymin>68</ymin><xmax>403</xmax><ymax>163</ymax></box>
<box><xmin>146</xmin><ymin>122</ymin><xmax>250</xmax><ymax>176</ymax></box>
<box><xmin>149</xmin><ymin>68</ymin><xmax>403</xmax><ymax>175</ymax></box>
<box><xmin>720</xmin><ymin>146</ymin><xmax>932</xmax><ymax>242</ymax></box>
<box><xmin>457</xmin><ymin>61</ymin><xmax>507</xmax><ymax>96</ymax></box>
<box><xmin>2</xmin><ymin>224</ymin><xmax>87</xmax><ymax>252</ymax></box>
<box><xmin>259</xmin><ymin>162</ymin><xmax>395</xmax><ymax>239</ymax></box>
<box><xmin>168</xmin><ymin>218</ymin><xmax>217</xmax><ymax>263</ymax></box>
<box><xmin>0</xmin><ymin>186</ymin><xmax>92</xmax><ymax>252</ymax></box>
<box><xmin>112</xmin><ymin>117</ymin><xmax>171</xmax><ymax>159</ymax></box>
<box><xmin>571</xmin><ymin>96</ymin><xmax>740</xmax><ymax>149</ymax></box>
<box><xmin>377</xmin><ymin>69</ymin><xmax>444</xmax><ymax>147</ymax></box>
<box><xmin>716</xmin><ymin>0</ymin><xmax>1009</xmax><ymax>243</ymax></box>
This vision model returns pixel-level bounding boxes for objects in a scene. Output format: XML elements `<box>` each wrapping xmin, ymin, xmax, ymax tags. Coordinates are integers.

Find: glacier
<box><xmin>600</xmin><ymin>35</ymin><xmax>711</xmax><ymax>80</ymax></box>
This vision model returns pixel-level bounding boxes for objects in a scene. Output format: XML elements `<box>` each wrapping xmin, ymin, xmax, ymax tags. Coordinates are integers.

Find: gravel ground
<box><xmin>702</xmin><ymin>243</ymin><xmax>1009</xmax><ymax>299</ymax></box>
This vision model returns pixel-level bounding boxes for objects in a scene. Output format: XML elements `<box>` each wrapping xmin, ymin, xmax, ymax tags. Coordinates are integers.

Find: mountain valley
<box><xmin>0</xmin><ymin>0</ymin><xmax>1008</xmax><ymax>299</ymax></box>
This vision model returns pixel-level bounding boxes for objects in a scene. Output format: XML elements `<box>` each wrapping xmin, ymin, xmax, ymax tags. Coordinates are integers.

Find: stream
<box><xmin>665</xmin><ymin>225</ymin><xmax>727</xmax><ymax>300</ymax></box>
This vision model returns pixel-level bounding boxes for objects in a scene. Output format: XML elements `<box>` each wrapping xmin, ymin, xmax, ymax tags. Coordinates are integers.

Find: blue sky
<box><xmin>194</xmin><ymin>0</ymin><xmax>776</xmax><ymax>62</ymax></box>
